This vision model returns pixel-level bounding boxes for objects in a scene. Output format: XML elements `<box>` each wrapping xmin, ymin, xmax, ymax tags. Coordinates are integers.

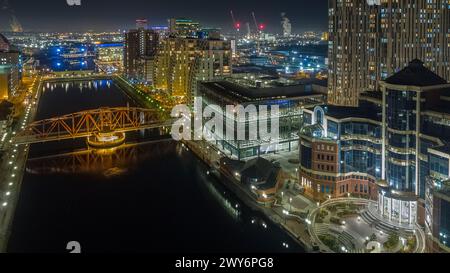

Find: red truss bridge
<box><xmin>14</xmin><ymin>107</ymin><xmax>172</xmax><ymax>145</ymax></box>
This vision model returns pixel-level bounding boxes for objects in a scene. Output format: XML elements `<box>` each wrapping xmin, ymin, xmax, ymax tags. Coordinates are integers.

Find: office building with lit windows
<box><xmin>197</xmin><ymin>80</ymin><xmax>325</xmax><ymax>160</ymax></box>
<box><xmin>124</xmin><ymin>22</ymin><xmax>159</xmax><ymax>83</ymax></box>
<box><xmin>95</xmin><ymin>42</ymin><xmax>124</xmax><ymax>73</ymax></box>
<box><xmin>327</xmin><ymin>0</ymin><xmax>450</xmax><ymax>107</ymax></box>
<box><xmin>0</xmin><ymin>33</ymin><xmax>20</xmax><ymax>99</ymax></box>
<box><xmin>425</xmin><ymin>149</ymin><xmax>450</xmax><ymax>252</ymax></box>
<box><xmin>300</xmin><ymin>60</ymin><xmax>450</xmax><ymax>231</ymax></box>
<box><xmin>154</xmin><ymin>36</ymin><xmax>232</xmax><ymax>104</ymax></box>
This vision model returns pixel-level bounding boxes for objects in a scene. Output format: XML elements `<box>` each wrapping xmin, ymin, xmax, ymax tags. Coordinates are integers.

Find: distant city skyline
<box><xmin>0</xmin><ymin>0</ymin><xmax>328</xmax><ymax>33</ymax></box>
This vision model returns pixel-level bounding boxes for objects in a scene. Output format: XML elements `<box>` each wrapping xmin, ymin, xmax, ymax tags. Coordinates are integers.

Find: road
<box><xmin>0</xmin><ymin>75</ymin><xmax>42</xmax><ymax>252</ymax></box>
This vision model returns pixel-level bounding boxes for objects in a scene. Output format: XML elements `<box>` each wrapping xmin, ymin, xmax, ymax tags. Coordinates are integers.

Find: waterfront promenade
<box><xmin>0</xmin><ymin>75</ymin><xmax>41</xmax><ymax>252</ymax></box>
<box><xmin>183</xmin><ymin>139</ymin><xmax>316</xmax><ymax>252</ymax></box>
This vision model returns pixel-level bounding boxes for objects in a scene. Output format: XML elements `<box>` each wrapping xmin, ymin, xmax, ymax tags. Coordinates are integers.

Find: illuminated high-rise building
<box><xmin>376</xmin><ymin>0</ymin><xmax>450</xmax><ymax>88</ymax></box>
<box><xmin>0</xmin><ymin>66</ymin><xmax>11</xmax><ymax>100</ymax></box>
<box><xmin>124</xmin><ymin>27</ymin><xmax>159</xmax><ymax>83</ymax></box>
<box><xmin>0</xmin><ymin>33</ymin><xmax>20</xmax><ymax>99</ymax></box>
<box><xmin>168</xmin><ymin>18</ymin><xmax>200</xmax><ymax>38</ymax></box>
<box><xmin>327</xmin><ymin>0</ymin><xmax>378</xmax><ymax>107</ymax></box>
<box><xmin>154</xmin><ymin>36</ymin><xmax>232</xmax><ymax>104</ymax></box>
<box><xmin>328</xmin><ymin>0</ymin><xmax>450</xmax><ymax>107</ymax></box>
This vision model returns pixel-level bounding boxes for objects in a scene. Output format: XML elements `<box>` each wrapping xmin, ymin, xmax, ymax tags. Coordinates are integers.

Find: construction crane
<box><xmin>230</xmin><ymin>10</ymin><xmax>240</xmax><ymax>32</ymax></box>
<box><xmin>251</xmin><ymin>12</ymin><xmax>264</xmax><ymax>55</ymax></box>
<box><xmin>251</xmin><ymin>12</ymin><xmax>258</xmax><ymax>34</ymax></box>
<box><xmin>251</xmin><ymin>12</ymin><xmax>265</xmax><ymax>34</ymax></box>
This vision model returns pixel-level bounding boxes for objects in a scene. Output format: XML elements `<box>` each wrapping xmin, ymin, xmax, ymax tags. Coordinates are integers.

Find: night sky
<box><xmin>3</xmin><ymin>0</ymin><xmax>328</xmax><ymax>33</ymax></box>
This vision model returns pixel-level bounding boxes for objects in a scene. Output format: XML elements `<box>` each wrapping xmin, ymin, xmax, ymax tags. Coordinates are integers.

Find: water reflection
<box><xmin>26</xmin><ymin>140</ymin><xmax>173</xmax><ymax>176</ymax></box>
<box><xmin>42</xmin><ymin>79</ymin><xmax>113</xmax><ymax>93</ymax></box>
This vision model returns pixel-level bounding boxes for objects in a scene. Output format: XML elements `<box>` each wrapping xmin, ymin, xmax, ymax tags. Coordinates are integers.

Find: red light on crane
<box><xmin>235</xmin><ymin>22</ymin><xmax>241</xmax><ymax>29</ymax></box>
<box><xmin>259</xmin><ymin>24</ymin><xmax>265</xmax><ymax>30</ymax></box>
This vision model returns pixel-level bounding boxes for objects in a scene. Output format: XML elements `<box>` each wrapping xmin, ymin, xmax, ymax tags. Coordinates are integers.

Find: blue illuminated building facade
<box><xmin>299</xmin><ymin>60</ymin><xmax>450</xmax><ymax>233</ymax></box>
<box><xmin>300</xmin><ymin>100</ymin><xmax>382</xmax><ymax>201</ymax></box>
<box><xmin>425</xmin><ymin>147</ymin><xmax>450</xmax><ymax>252</ymax></box>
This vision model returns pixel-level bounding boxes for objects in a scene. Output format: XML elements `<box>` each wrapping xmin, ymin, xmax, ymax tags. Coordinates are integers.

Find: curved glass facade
<box><xmin>339</xmin><ymin>121</ymin><xmax>382</xmax><ymax>178</ymax></box>
<box><xmin>378</xmin><ymin>191</ymin><xmax>417</xmax><ymax>226</ymax></box>
<box><xmin>386</xmin><ymin>90</ymin><xmax>416</xmax><ymax>131</ymax></box>
<box><xmin>387</xmin><ymin>162</ymin><xmax>415</xmax><ymax>191</ymax></box>
<box><xmin>386</xmin><ymin>88</ymin><xmax>418</xmax><ymax>193</ymax></box>
<box><xmin>341</xmin><ymin>149</ymin><xmax>381</xmax><ymax>178</ymax></box>
<box><xmin>341</xmin><ymin>121</ymin><xmax>381</xmax><ymax>138</ymax></box>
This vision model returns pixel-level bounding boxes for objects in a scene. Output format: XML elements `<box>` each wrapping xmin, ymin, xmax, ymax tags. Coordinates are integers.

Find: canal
<box><xmin>7</xmin><ymin>79</ymin><xmax>304</xmax><ymax>253</ymax></box>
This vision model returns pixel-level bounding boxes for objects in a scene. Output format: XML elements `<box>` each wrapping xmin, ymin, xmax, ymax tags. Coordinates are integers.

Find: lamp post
<box><xmin>282</xmin><ymin>209</ymin><xmax>289</xmax><ymax>224</ymax></box>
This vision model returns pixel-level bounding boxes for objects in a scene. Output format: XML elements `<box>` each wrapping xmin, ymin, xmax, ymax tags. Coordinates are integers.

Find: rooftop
<box><xmin>385</xmin><ymin>59</ymin><xmax>448</xmax><ymax>87</ymax></box>
<box><xmin>313</xmin><ymin>101</ymin><xmax>382</xmax><ymax>121</ymax></box>
<box><xmin>300</xmin><ymin>123</ymin><xmax>324</xmax><ymax>138</ymax></box>
<box><xmin>200</xmin><ymin>80</ymin><xmax>321</xmax><ymax>103</ymax></box>
<box><xmin>220</xmin><ymin>157</ymin><xmax>280</xmax><ymax>191</ymax></box>
<box><xmin>361</xmin><ymin>90</ymin><xmax>382</xmax><ymax>101</ymax></box>
<box><xmin>241</xmin><ymin>157</ymin><xmax>275</xmax><ymax>180</ymax></box>
<box><xmin>0</xmin><ymin>33</ymin><xmax>10</xmax><ymax>52</ymax></box>
<box><xmin>241</xmin><ymin>157</ymin><xmax>280</xmax><ymax>190</ymax></box>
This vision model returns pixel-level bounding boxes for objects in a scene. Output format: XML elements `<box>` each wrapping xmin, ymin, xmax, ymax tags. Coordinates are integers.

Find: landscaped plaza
<box><xmin>307</xmin><ymin>198</ymin><xmax>426</xmax><ymax>253</ymax></box>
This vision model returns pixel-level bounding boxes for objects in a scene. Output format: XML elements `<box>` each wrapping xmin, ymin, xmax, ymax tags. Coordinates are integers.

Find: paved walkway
<box><xmin>0</xmin><ymin>75</ymin><xmax>41</xmax><ymax>252</ymax></box>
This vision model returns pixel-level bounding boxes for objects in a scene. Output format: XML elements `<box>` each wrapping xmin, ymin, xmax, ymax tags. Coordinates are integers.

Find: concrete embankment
<box><xmin>112</xmin><ymin>76</ymin><xmax>147</xmax><ymax>108</ymax></box>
